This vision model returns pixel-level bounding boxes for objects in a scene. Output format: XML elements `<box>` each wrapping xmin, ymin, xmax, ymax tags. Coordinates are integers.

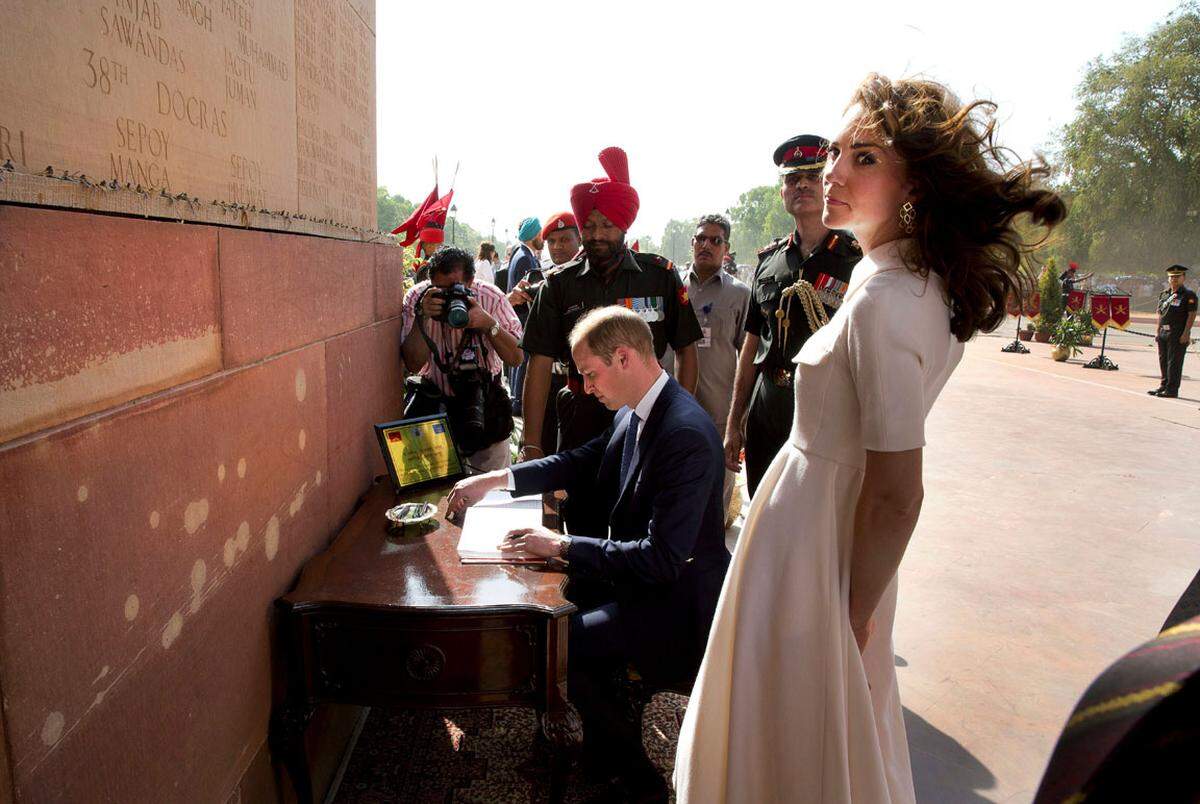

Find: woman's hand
<box><xmin>852</xmin><ymin>615</ymin><xmax>875</xmax><ymax>654</ymax></box>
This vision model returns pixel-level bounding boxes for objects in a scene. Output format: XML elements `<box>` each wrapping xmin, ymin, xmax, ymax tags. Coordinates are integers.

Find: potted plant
<box><xmin>1035</xmin><ymin>260</ymin><xmax>1062</xmax><ymax>343</ymax></box>
<box><xmin>1019</xmin><ymin>322</ymin><xmax>1034</xmax><ymax>342</ymax></box>
<box><xmin>1050</xmin><ymin>306</ymin><xmax>1095</xmax><ymax>362</ymax></box>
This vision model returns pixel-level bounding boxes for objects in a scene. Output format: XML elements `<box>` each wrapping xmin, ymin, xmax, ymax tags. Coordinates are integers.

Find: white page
<box><xmin>473</xmin><ymin>489</ymin><xmax>542</xmax><ymax>509</ymax></box>
<box><xmin>457</xmin><ymin>496</ymin><xmax>542</xmax><ymax>560</ymax></box>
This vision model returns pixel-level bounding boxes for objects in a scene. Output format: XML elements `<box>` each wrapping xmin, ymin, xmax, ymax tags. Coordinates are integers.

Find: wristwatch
<box><xmin>488</xmin><ymin>321</ymin><xmax>501</xmax><ymax>338</ymax></box>
<box><xmin>557</xmin><ymin>536</ymin><xmax>572</xmax><ymax>559</ymax></box>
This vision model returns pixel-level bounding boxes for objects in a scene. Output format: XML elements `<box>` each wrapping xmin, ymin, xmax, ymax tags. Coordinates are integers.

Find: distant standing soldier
<box><xmin>1059</xmin><ymin>261</ymin><xmax>1093</xmax><ymax>309</ymax></box>
<box><xmin>725</xmin><ymin>135</ymin><xmax>861</xmax><ymax>495</ymax></box>
<box><xmin>1149</xmin><ymin>264</ymin><xmax>1197</xmax><ymax>398</ymax></box>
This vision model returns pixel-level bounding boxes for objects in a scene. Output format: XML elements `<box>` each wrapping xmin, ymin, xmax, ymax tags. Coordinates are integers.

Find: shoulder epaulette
<box><xmin>757</xmin><ymin>238</ymin><xmax>786</xmax><ymax>261</ymax></box>
<box><xmin>633</xmin><ymin>251</ymin><xmax>672</xmax><ymax>271</ymax></box>
<box><xmin>557</xmin><ymin>255</ymin><xmax>585</xmax><ymax>272</ymax></box>
<box><xmin>827</xmin><ymin>230</ymin><xmax>861</xmax><ymax>255</ymax></box>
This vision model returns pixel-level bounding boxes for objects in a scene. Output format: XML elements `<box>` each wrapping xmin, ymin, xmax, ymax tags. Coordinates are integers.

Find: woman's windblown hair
<box><xmin>849</xmin><ymin>74</ymin><xmax>1067</xmax><ymax>341</ymax></box>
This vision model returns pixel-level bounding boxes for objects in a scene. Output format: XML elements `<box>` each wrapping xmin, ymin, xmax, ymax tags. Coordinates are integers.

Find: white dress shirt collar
<box><xmin>630</xmin><ymin>369</ymin><xmax>669</xmax><ymax>439</ymax></box>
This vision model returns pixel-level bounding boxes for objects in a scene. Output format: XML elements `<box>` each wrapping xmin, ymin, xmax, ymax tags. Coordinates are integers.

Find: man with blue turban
<box><xmin>505</xmin><ymin>217</ymin><xmax>545</xmax><ymax>414</ymax></box>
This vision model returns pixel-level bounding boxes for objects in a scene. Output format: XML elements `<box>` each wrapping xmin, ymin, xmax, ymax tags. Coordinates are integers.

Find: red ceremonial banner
<box><xmin>1066</xmin><ymin>290</ymin><xmax>1085</xmax><ymax>312</ymax></box>
<box><xmin>1006</xmin><ymin>292</ymin><xmax>1022</xmax><ymax>317</ymax></box>
<box><xmin>1108</xmin><ymin>295</ymin><xmax>1131</xmax><ymax>330</ymax></box>
<box><xmin>1024</xmin><ymin>292</ymin><xmax>1041</xmax><ymax>322</ymax></box>
<box><xmin>1091</xmin><ymin>294</ymin><xmax>1111</xmax><ymax>329</ymax></box>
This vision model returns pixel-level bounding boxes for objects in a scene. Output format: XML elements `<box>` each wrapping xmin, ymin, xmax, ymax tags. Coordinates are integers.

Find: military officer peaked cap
<box><xmin>1166</xmin><ymin>264</ymin><xmax>1189</xmax><ymax>275</ymax></box>
<box><xmin>774</xmin><ymin>134</ymin><xmax>829</xmax><ymax>174</ymax></box>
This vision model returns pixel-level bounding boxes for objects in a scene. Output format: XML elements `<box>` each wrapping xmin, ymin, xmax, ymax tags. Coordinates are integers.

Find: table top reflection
<box><xmin>283</xmin><ymin>481</ymin><xmax>573</xmax><ymax>617</ymax></box>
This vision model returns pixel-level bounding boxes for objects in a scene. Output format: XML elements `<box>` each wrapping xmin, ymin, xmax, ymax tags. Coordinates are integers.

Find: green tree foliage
<box><xmin>728</xmin><ymin>183</ymin><xmax>794</xmax><ymax>266</ymax></box>
<box><xmin>660</xmin><ymin>218</ymin><xmax>698</xmax><ymax>265</ymax></box>
<box><xmin>376</xmin><ymin>186</ymin><xmax>415</xmax><ymax>234</ymax></box>
<box><xmin>445</xmin><ymin>214</ymin><xmax>493</xmax><ymax>259</ymax></box>
<box><xmin>1036</xmin><ymin>259</ymin><xmax>1064</xmax><ymax>333</ymax></box>
<box><xmin>634</xmin><ymin>234</ymin><xmax>663</xmax><ymax>257</ymax></box>
<box><xmin>1052</xmin><ymin>2</ymin><xmax>1200</xmax><ymax>273</ymax></box>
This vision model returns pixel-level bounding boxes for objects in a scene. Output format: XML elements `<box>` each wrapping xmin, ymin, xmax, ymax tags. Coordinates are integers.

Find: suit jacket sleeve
<box><xmin>508</xmin><ymin>252</ymin><xmax>533</xmax><ymax>293</ymax></box>
<box><xmin>565</xmin><ymin>424</ymin><xmax>717</xmax><ymax>585</ymax></box>
<box><xmin>509</xmin><ymin>426</ymin><xmax>612</xmax><ymax>495</ymax></box>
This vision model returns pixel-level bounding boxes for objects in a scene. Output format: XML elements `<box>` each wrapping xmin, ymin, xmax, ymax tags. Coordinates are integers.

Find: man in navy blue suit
<box><xmin>449</xmin><ymin>305</ymin><xmax>729</xmax><ymax>800</ymax></box>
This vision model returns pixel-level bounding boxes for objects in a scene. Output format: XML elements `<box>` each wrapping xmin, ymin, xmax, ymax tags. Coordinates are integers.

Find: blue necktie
<box><xmin>619</xmin><ymin>411</ymin><xmax>640</xmax><ymax>490</ymax></box>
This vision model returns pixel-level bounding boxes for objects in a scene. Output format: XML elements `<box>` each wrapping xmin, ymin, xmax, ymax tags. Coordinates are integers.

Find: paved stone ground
<box><xmin>891</xmin><ymin>324</ymin><xmax>1200</xmax><ymax>802</ymax></box>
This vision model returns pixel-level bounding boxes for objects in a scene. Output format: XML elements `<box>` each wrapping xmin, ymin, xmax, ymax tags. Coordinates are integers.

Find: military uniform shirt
<box><xmin>1160</xmin><ymin>286</ymin><xmax>1198</xmax><ymax>331</ymax></box>
<box><xmin>521</xmin><ymin>249</ymin><xmax>703</xmax><ymax>366</ymax></box>
<box><xmin>745</xmin><ymin>229</ymin><xmax>860</xmax><ymax>370</ymax></box>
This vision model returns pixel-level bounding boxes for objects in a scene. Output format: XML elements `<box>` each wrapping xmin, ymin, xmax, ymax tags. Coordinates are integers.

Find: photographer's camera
<box><xmin>434</xmin><ymin>283</ymin><xmax>473</xmax><ymax>329</ymax></box>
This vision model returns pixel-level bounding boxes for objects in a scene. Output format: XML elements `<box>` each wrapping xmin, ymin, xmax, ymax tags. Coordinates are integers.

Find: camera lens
<box><xmin>446</xmin><ymin>298</ymin><xmax>470</xmax><ymax>328</ymax></box>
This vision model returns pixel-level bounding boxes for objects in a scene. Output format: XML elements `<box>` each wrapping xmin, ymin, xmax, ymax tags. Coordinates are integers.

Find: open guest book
<box><xmin>456</xmin><ymin>490</ymin><xmax>546</xmax><ymax>564</ymax></box>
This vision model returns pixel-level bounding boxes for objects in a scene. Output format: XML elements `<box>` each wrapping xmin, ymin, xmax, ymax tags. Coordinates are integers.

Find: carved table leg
<box><xmin>269</xmin><ymin>702</ymin><xmax>315</xmax><ymax>804</ymax></box>
<box><xmin>542</xmin><ymin>614</ymin><xmax>582</xmax><ymax>804</ymax></box>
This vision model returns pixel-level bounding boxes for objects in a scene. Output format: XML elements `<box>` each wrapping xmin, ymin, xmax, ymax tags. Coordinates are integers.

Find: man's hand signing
<box><xmin>500</xmin><ymin>526</ymin><xmax>569</xmax><ymax>559</ymax></box>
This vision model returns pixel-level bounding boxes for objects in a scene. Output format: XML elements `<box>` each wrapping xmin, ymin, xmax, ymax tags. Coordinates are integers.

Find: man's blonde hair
<box><xmin>569</xmin><ymin>305</ymin><xmax>655</xmax><ymax>364</ymax></box>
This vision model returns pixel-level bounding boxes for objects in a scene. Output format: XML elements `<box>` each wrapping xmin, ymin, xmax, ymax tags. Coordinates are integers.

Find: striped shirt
<box><xmin>400</xmin><ymin>279</ymin><xmax>523</xmax><ymax>396</ymax></box>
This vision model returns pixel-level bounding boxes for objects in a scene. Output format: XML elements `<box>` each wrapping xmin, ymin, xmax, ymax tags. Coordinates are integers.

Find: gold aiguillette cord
<box><xmin>775</xmin><ymin>280</ymin><xmax>829</xmax><ymax>356</ymax></box>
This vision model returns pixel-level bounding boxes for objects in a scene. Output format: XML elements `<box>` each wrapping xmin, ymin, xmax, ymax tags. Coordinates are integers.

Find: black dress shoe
<box><xmin>1160</xmin><ymin>391</ymin><xmax>1179</xmax><ymax>398</ymax></box>
<box><xmin>1148</xmin><ymin>388</ymin><xmax>1165</xmax><ymax>396</ymax></box>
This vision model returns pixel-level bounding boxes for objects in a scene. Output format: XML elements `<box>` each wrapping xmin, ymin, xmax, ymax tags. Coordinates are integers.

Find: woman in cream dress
<box><xmin>674</xmin><ymin>75</ymin><xmax>1066</xmax><ymax>803</ymax></box>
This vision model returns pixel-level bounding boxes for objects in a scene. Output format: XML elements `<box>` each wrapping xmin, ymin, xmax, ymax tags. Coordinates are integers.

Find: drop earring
<box><xmin>900</xmin><ymin>201</ymin><xmax>915</xmax><ymax>234</ymax></box>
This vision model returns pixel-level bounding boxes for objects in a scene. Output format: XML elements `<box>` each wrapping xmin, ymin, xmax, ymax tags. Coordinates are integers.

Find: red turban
<box><xmin>541</xmin><ymin>211</ymin><xmax>578</xmax><ymax>239</ymax></box>
<box><xmin>419</xmin><ymin>226</ymin><xmax>444</xmax><ymax>244</ymax></box>
<box><xmin>570</xmin><ymin>147</ymin><xmax>640</xmax><ymax>233</ymax></box>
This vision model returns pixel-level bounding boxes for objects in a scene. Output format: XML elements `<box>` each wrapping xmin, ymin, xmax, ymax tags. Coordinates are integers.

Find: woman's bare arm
<box><xmin>848</xmin><ymin>447</ymin><xmax>924</xmax><ymax>651</ymax></box>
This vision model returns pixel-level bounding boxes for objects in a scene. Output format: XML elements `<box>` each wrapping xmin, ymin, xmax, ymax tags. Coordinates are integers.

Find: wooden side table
<box><xmin>270</xmin><ymin>481</ymin><xmax>580</xmax><ymax>802</ymax></box>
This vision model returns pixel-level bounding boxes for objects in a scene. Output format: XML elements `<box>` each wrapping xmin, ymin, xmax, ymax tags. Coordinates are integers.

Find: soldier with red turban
<box><xmin>518</xmin><ymin>147</ymin><xmax>702</xmax><ymax>493</ymax></box>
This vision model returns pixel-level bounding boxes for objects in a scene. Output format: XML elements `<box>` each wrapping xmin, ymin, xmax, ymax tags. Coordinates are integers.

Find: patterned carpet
<box><xmin>333</xmin><ymin>694</ymin><xmax>689</xmax><ymax>803</ymax></box>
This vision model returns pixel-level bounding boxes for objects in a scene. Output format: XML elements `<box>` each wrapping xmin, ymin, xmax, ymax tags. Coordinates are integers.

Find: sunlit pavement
<box><xmin>892</xmin><ymin>326</ymin><xmax>1199</xmax><ymax>802</ymax></box>
<box><xmin>521</xmin><ymin>323</ymin><xmax>1199</xmax><ymax>802</ymax></box>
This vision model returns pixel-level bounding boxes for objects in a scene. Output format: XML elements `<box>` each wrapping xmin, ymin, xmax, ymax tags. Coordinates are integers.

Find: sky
<box><xmin>375</xmin><ymin>0</ymin><xmax>1183</xmax><ymax>245</ymax></box>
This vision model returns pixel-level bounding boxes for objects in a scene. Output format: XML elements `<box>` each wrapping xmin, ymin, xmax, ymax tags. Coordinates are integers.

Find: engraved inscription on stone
<box><xmin>294</xmin><ymin>0</ymin><xmax>376</xmax><ymax>230</ymax></box>
<box><xmin>0</xmin><ymin>0</ymin><xmax>376</xmax><ymax>230</ymax></box>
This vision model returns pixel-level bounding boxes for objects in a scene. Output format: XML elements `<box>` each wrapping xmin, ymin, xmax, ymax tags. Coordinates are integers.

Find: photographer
<box><xmin>400</xmin><ymin>247</ymin><xmax>524</xmax><ymax>472</ymax></box>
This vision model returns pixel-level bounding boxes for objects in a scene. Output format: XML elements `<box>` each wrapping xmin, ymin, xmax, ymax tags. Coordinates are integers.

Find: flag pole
<box><xmin>1083</xmin><ymin>326</ymin><xmax>1118</xmax><ymax>370</ymax></box>
<box><xmin>1083</xmin><ymin>290</ymin><xmax>1119</xmax><ymax>370</ymax></box>
<box><xmin>1001</xmin><ymin>313</ymin><xmax>1030</xmax><ymax>353</ymax></box>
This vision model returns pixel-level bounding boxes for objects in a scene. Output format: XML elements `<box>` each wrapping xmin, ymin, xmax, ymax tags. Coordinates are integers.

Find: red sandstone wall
<box><xmin>0</xmin><ymin>205</ymin><xmax>405</xmax><ymax>802</ymax></box>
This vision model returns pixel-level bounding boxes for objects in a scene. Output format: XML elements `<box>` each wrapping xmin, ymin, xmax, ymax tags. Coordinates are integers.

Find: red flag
<box><xmin>419</xmin><ymin>189</ymin><xmax>454</xmax><ymax>230</ymax></box>
<box><xmin>1108</xmin><ymin>295</ymin><xmax>1131</xmax><ymax>330</ymax></box>
<box><xmin>1091</xmin><ymin>294</ymin><xmax>1111</xmax><ymax>329</ymax></box>
<box><xmin>631</xmin><ymin>240</ymin><xmax>640</xmax><ymax>253</ymax></box>
<box><xmin>391</xmin><ymin>185</ymin><xmax>438</xmax><ymax>245</ymax></box>
<box><xmin>1066</xmin><ymin>290</ymin><xmax>1085</xmax><ymax>312</ymax></box>
<box><xmin>1024</xmin><ymin>292</ymin><xmax>1041</xmax><ymax>322</ymax></box>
